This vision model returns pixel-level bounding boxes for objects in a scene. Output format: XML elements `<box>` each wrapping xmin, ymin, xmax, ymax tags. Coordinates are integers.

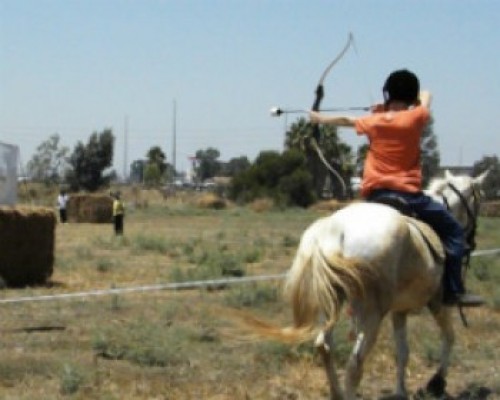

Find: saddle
<box><xmin>372</xmin><ymin>195</ymin><xmax>483</xmax><ymax>317</ymax></box>
<box><xmin>372</xmin><ymin>196</ymin><xmax>445</xmax><ymax>263</ymax></box>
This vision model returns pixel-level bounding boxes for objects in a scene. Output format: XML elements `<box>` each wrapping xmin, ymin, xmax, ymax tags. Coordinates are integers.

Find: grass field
<box><xmin>1</xmin><ymin>191</ymin><xmax>499</xmax><ymax>399</ymax></box>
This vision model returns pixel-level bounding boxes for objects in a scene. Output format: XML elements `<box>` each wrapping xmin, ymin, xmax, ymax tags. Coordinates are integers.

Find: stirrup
<box><xmin>443</xmin><ymin>293</ymin><xmax>485</xmax><ymax>308</ymax></box>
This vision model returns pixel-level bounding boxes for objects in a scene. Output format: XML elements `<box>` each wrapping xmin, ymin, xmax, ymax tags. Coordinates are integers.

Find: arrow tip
<box><xmin>270</xmin><ymin>107</ymin><xmax>282</xmax><ymax>117</ymax></box>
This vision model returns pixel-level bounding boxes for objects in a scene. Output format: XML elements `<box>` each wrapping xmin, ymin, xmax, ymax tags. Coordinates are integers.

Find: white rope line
<box><xmin>0</xmin><ymin>273</ymin><xmax>287</xmax><ymax>305</ymax></box>
<box><xmin>0</xmin><ymin>247</ymin><xmax>498</xmax><ymax>306</ymax></box>
<box><xmin>471</xmin><ymin>248</ymin><xmax>500</xmax><ymax>257</ymax></box>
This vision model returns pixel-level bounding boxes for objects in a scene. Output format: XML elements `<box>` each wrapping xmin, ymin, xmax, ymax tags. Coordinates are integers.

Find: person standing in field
<box><xmin>112</xmin><ymin>191</ymin><xmax>125</xmax><ymax>236</ymax></box>
<box><xmin>57</xmin><ymin>189</ymin><xmax>69</xmax><ymax>223</ymax></box>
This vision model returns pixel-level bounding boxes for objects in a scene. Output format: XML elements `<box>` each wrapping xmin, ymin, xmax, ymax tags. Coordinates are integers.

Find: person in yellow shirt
<box><xmin>112</xmin><ymin>191</ymin><xmax>125</xmax><ymax>236</ymax></box>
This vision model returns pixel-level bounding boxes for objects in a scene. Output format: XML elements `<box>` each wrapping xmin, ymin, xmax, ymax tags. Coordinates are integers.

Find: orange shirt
<box><xmin>354</xmin><ymin>106</ymin><xmax>430</xmax><ymax>197</ymax></box>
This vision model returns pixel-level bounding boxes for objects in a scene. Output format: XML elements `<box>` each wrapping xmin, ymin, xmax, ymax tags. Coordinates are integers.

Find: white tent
<box><xmin>0</xmin><ymin>141</ymin><xmax>19</xmax><ymax>205</ymax></box>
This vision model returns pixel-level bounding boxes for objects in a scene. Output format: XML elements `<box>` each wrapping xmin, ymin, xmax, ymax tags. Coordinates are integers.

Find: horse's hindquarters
<box><xmin>320</xmin><ymin>203</ymin><xmax>443</xmax><ymax>311</ymax></box>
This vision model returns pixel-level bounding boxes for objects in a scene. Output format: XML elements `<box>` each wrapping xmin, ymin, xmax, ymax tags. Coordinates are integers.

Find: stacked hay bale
<box><xmin>481</xmin><ymin>201</ymin><xmax>500</xmax><ymax>218</ymax></box>
<box><xmin>0</xmin><ymin>206</ymin><xmax>56</xmax><ymax>286</ymax></box>
<box><xmin>67</xmin><ymin>193</ymin><xmax>113</xmax><ymax>223</ymax></box>
<box><xmin>195</xmin><ymin>193</ymin><xmax>227</xmax><ymax>209</ymax></box>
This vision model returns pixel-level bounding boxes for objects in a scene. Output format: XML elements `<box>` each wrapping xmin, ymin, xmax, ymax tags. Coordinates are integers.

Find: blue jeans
<box><xmin>367</xmin><ymin>189</ymin><xmax>465</xmax><ymax>295</ymax></box>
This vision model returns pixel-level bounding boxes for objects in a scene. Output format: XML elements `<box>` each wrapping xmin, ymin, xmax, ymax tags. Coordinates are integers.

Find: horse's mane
<box><xmin>426</xmin><ymin>176</ymin><xmax>449</xmax><ymax>196</ymax></box>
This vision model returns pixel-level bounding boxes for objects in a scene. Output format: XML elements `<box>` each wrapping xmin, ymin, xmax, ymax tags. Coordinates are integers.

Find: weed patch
<box><xmin>225</xmin><ymin>283</ymin><xmax>279</xmax><ymax>308</ymax></box>
<box><xmin>132</xmin><ymin>234</ymin><xmax>170</xmax><ymax>254</ymax></box>
<box><xmin>92</xmin><ymin>320</ymin><xmax>192</xmax><ymax>368</ymax></box>
<box><xmin>60</xmin><ymin>363</ymin><xmax>85</xmax><ymax>395</ymax></box>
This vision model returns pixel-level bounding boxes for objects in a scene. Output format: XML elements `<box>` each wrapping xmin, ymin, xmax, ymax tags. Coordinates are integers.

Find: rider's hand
<box><xmin>310</xmin><ymin>111</ymin><xmax>322</xmax><ymax>123</ymax></box>
<box><xmin>370</xmin><ymin>103</ymin><xmax>385</xmax><ymax>113</ymax></box>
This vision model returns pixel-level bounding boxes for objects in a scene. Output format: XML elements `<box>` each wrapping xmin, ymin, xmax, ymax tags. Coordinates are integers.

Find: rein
<box><xmin>441</xmin><ymin>181</ymin><xmax>482</xmax><ymax>326</ymax></box>
<box><xmin>442</xmin><ymin>182</ymin><xmax>481</xmax><ymax>268</ymax></box>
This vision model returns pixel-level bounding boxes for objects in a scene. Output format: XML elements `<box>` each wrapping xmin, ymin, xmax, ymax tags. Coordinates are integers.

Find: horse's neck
<box><xmin>425</xmin><ymin>183</ymin><xmax>463</xmax><ymax>224</ymax></box>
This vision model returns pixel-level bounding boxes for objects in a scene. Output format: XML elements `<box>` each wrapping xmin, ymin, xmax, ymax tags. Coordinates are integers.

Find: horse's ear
<box><xmin>444</xmin><ymin>170</ymin><xmax>454</xmax><ymax>180</ymax></box>
<box><xmin>473</xmin><ymin>169</ymin><xmax>490</xmax><ymax>187</ymax></box>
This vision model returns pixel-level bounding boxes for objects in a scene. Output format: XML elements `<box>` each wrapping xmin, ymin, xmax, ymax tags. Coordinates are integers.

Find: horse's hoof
<box><xmin>426</xmin><ymin>373</ymin><xmax>446</xmax><ymax>397</ymax></box>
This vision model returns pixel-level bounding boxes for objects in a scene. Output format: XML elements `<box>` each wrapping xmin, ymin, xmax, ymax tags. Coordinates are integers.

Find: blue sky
<box><xmin>1</xmin><ymin>0</ymin><xmax>499</xmax><ymax>176</ymax></box>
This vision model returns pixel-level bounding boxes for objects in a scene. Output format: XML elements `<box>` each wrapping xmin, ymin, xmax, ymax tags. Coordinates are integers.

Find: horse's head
<box><xmin>441</xmin><ymin>169</ymin><xmax>489</xmax><ymax>224</ymax></box>
<box><xmin>427</xmin><ymin>169</ymin><xmax>489</xmax><ymax>253</ymax></box>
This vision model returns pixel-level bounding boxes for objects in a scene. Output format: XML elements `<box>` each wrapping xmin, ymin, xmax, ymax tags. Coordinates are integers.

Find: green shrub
<box><xmin>228</xmin><ymin>149</ymin><xmax>315</xmax><ymax>207</ymax></box>
<box><xmin>253</xmin><ymin>341</ymin><xmax>314</xmax><ymax>370</ymax></box>
<box><xmin>75</xmin><ymin>245</ymin><xmax>93</xmax><ymax>259</ymax></box>
<box><xmin>243</xmin><ymin>248</ymin><xmax>262</xmax><ymax>263</ymax></box>
<box><xmin>282</xmin><ymin>234</ymin><xmax>298</xmax><ymax>248</ymax></box>
<box><xmin>60</xmin><ymin>364</ymin><xmax>84</xmax><ymax>395</ymax></box>
<box><xmin>96</xmin><ymin>258</ymin><xmax>115</xmax><ymax>272</ymax></box>
<box><xmin>92</xmin><ymin>322</ymin><xmax>191</xmax><ymax>368</ymax></box>
<box><xmin>132</xmin><ymin>234</ymin><xmax>169</xmax><ymax>254</ymax></box>
<box><xmin>492</xmin><ymin>288</ymin><xmax>500</xmax><ymax>311</ymax></box>
<box><xmin>224</xmin><ymin>283</ymin><xmax>279</xmax><ymax>308</ymax></box>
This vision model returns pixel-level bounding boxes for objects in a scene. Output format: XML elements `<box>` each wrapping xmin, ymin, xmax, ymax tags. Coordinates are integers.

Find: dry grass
<box><xmin>0</xmin><ymin>191</ymin><xmax>499</xmax><ymax>399</ymax></box>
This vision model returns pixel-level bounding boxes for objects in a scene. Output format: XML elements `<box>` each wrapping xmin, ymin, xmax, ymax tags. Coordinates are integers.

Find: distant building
<box><xmin>0</xmin><ymin>141</ymin><xmax>19</xmax><ymax>205</ymax></box>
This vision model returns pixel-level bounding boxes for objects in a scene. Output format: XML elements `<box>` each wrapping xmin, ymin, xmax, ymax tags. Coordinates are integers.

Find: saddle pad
<box><xmin>404</xmin><ymin>217</ymin><xmax>445</xmax><ymax>263</ymax></box>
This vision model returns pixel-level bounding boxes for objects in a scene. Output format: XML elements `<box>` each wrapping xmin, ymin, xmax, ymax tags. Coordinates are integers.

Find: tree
<box><xmin>472</xmin><ymin>155</ymin><xmax>500</xmax><ymax>200</ymax></box>
<box><xmin>285</xmin><ymin>117</ymin><xmax>354</xmax><ymax>199</ymax></box>
<box><xmin>421</xmin><ymin>115</ymin><xmax>440</xmax><ymax>186</ymax></box>
<box><xmin>66</xmin><ymin>129</ymin><xmax>114</xmax><ymax>191</ymax></box>
<box><xmin>222</xmin><ymin>156</ymin><xmax>251</xmax><ymax>177</ymax></box>
<box><xmin>228</xmin><ymin>149</ymin><xmax>315</xmax><ymax>207</ymax></box>
<box><xmin>195</xmin><ymin>147</ymin><xmax>221</xmax><ymax>181</ymax></box>
<box><xmin>146</xmin><ymin>146</ymin><xmax>167</xmax><ymax>175</ymax></box>
<box><xmin>143</xmin><ymin>163</ymin><xmax>163</xmax><ymax>187</ymax></box>
<box><xmin>26</xmin><ymin>134</ymin><xmax>69</xmax><ymax>184</ymax></box>
<box><xmin>355</xmin><ymin>143</ymin><xmax>369</xmax><ymax>176</ymax></box>
<box><xmin>144</xmin><ymin>146</ymin><xmax>169</xmax><ymax>186</ymax></box>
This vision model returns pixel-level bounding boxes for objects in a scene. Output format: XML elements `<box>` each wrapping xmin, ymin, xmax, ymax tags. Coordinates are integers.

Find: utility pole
<box><xmin>172</xmin><ymin>100</ymin><xmax>177</xmax><ymax>178</ymax></box>
<box><xmin>124</xmin><ymin>115</ymin><xmax>129</xmax><ymax>182</ymax></box>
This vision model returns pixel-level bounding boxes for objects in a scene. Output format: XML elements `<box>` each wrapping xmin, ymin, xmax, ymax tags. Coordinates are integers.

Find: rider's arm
<box><xmin>309</xmin><ymin>111</ymin><xmax>356</xmax><ymax>127</ymax></box>
<box><xmin>418</xmin><ymin>90</ymin><xmax>432</xmax><ymax>109</ymax></box>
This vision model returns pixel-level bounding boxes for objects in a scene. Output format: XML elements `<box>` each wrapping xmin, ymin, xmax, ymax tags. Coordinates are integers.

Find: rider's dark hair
<box><xmin>383</xmin><ymin>69</ymin><xmax>420</xmax><ymax>106</ymax></box>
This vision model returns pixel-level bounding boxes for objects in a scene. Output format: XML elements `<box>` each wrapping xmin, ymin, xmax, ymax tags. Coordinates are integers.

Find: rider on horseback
<box><xmin>310</xmin><ymin>69</ymin><xmax>483</xmax><ymax>307</ymax></box>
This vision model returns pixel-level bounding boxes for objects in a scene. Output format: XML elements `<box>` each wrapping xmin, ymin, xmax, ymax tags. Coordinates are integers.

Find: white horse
<box><xmin>251</xmin><ymin>170</ymin><xmax>489</xmax><ymax>399</ymax></box>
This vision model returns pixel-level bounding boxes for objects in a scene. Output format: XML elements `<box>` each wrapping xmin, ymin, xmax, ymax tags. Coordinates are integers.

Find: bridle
<box><xmin>442</xmin><ymin>181</ymin><xmax>481</xmax><ymax>266</ymax></box>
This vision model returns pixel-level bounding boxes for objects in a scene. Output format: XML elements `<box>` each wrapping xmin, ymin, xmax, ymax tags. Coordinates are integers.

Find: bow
<box><xmin>310</xmin><ymin>33</ymin><xmax>354</xmax><ymax>198</ymax></box>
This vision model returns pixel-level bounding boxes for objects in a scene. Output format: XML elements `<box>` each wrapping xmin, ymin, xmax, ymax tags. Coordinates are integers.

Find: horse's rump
<box><xmin>286</xmin><ymin>203</ymin><xmax>445</xmax><ymax>326</ymax></box>
<box><xmin>244</xmin><ymin>202</ymin><xmax>445</xmax><ymax>343</ymax></box>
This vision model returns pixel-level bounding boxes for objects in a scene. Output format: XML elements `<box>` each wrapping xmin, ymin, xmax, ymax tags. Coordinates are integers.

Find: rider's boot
<box><xmin>442</xmin><ymin>291</ymin><xmax>485</xmax><ymax>307</ymax></box>
<box><xmin>442</xmin><ymin>265</ymin><xmax>485</xmax><ymax>307</ymax></box>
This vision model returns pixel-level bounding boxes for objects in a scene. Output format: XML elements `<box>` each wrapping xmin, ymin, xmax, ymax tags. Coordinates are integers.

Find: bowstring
<box><xmin>350</xmin><ymin>34</ymin><xmax>375</xmax><ymax>107</ymax></box>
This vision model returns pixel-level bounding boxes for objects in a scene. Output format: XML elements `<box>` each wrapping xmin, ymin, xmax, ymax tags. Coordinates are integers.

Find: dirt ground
<box><xmin>0</xmin><ymin>200</ymin><xmax>498</xmax><ymax>399</ymax></box>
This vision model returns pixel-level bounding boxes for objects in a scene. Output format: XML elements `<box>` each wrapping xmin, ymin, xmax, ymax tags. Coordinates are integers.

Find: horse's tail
<box><xmin>246</xmin><ymin>237</ymin><xmax>369</xmax><ymax>344</ymax></box>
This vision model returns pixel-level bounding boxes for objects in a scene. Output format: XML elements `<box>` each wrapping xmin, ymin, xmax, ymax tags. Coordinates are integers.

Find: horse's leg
<box><xmin>344</xmin><ymin>311</ymin><xmax>383</xmax><ymax>400</ymax></box>
<box><xmin>316</xmin><ymin>329</ymin><xmax>344</xmax><ymax>400</ymax></box>
<box><xmin>392</xmin><ymin>311</ymin><xmax>409</xmax><ymax>398</ymax></box>
<box><xmin>426</xmin><ymin>304</ymin><xmax>455</xmax><ymax>396</ymax></box>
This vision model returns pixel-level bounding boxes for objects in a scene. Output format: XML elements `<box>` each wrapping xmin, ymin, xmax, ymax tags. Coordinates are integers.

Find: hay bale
<box><xmin>0</xmin><ymin>206</ymin><xmax>56</xmax><ymax>286</ymax></box>
<box><xmin>248</xmin><ymin>198</ymin><xmax>275</xmax><ymax>212</ymax></box>
<box><xmin>481</xmin><ymin>201</ymin><xmax>500</xmax><ymax>218</ymax></box>
<box><xmin>67</xmin><ymin>194</ymin><xmax>113</xmax><ymax>223</ymax></box>
<box><xmin>195</xmin><ymin>193</ymin><xmax>226</xmax><ymax>209</ymax></box>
